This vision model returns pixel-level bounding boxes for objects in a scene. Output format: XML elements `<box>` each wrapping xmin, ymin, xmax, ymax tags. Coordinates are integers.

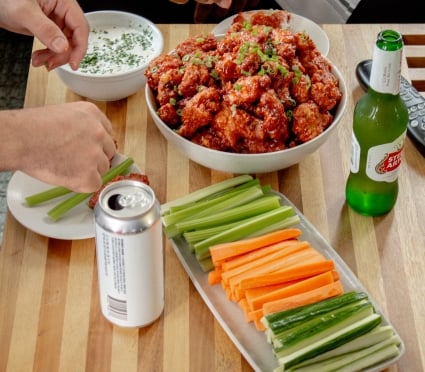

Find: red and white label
<box><xmin>365</xmin><ymin>132</ymin><xmax>406</xmax><ymax>182</ymax></box>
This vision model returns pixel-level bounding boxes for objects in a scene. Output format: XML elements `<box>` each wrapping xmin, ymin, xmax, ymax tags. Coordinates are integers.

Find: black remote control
<box><xmin>356</xmin><ymin>59</ymin><xmax>425</xmax><ymax>157</ymax></box>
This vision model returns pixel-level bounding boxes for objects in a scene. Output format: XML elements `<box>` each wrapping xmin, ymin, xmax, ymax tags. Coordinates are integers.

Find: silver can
<box><xmin>94</xmin><ymin>179</ymin><xmax>163</xmax><ymax>327</ymax></box>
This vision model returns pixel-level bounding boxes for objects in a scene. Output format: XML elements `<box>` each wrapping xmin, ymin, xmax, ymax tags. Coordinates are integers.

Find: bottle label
<box><xmin>365</xmin><ymin>132</ymin><xmax>406</xmax><ymax>182</ymax></box>
<box><xmin>349</xmin><ymin>131</ymin><xmax>361</xmax><ymax>173</ymax></box>
<box><xmin>369</xmin><ymin>47</ymin><xmax>402</xmax><ymax>95</ymax></box>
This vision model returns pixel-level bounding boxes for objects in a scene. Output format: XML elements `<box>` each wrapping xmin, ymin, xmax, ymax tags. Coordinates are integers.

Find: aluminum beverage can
<box><xmin>94</xmin><ymin>179</ymin><xmax>164</xmax><ymax>327</ymax></box>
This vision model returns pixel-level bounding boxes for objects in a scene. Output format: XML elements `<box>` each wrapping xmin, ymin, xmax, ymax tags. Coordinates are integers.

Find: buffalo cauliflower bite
<box><xmin>145</xmin><ymin>54</ymin><xmax>182</xmax><ymax>90</ymax></box>
<box><xmin>256</xmin><ymin>89</ymin><xmax>289</xmax><ymax>144</ymax></box>
<box><xmin>232</xmin><ymin>8</ymin><xmax>291</xmax><ymax>29</ymax></box>
<box><xmin>157</xmin><ymin>103</ymin><xmax>180</xmax><ymax>127</ymax></box>
<box><xmin>175</xmin><ymin>33</ymin><xmax>217</xmax><ymax>58</ymax></box>
<box><xmin>157</xmin><ymin>69</ymin><xmax>182</xmax><ymax>106</ymax></box>
<box><xmin>224</xmin><ymin>75</ymin><xmax>271</xmax><ymax>107</ymax></box>
<box><xmin>310</xmin><ymin>69</ymin><xmax>342</xmax><ymax>111</ymax></box>
<box><xmin>211</xmin><ymin>105</ymin><xmax>254</xmax><ymax>150</ymax></box>
<box><xmin>292</xmin><ymin>101</ymin><xmax>333</xmax><ymax>142</ymax></box>
<box><xmin>179</xmin><ymin>61</ymin><xmax>213</xmax><ymax>98</ymax></box>
<box><xmin>178</xmin><ymin>87</ymin><xmax>221</xmax><ymax>138</ymax></box>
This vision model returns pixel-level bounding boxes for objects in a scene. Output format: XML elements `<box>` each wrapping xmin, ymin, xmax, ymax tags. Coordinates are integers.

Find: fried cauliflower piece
<box><xmin>224</xmin><ymin>75</ymin><xmax>271</xmax><ymax>107</ymax></box>
<box><xmin>179</xmin><ymin>87</ymin><xmax>221</xmax><ymax>138</ymax></box>
<box><xmin>179</xmin><ymin>61</ymin><xmax>214</xmax><ymax>98</ymax></box>
<box><xmin>157</xmin><ymin>69</ymin><xmax>182</xmax><ymax>107</ymax></box>
<box><xmin>292</xmin><ymin>101</ymin><xmax>333</xmax><ymax>143</ymax></box>
<box><xmin>310</xmin><ymin>69</ymin><xmax>342</xmax><ymax>111</ymax></box>
<box><xmin>145</xmin><ymin>54</ymin><xmax>182</xmax><ymax>90</ymax></box>
<box><xmin>174</xmin><ymin>33</ymin><xmax>217</xmax><ymax>58</ymax></box>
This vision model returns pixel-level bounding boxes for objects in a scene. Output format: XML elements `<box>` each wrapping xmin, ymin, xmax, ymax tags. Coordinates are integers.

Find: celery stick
<box><xmin>166</xmin><ymin>178</ymin><xmax>260</xmax><ymax>215</ymax></box>
<box><xmin>47</xmin><ymin>157</ymin><xmax>134</xmax><ymax>221</ymax></box>
<box><xmin>175</xmin><ymin>195</ymin><xmax>281</xmax><ymax>235</ymax></box>
<box><xmin>183</xmin><ymin>212</ymin><xmax>299</xmax><ymax>247</ymax></box>
<box><xmin>165</xmin><ymin>194</ymin><xmax>277</xmax><ymax>239</ymax></box>
<box><xmin>160</xmin><ymin>174</ymin><xmax>254</xmax><ymax>215</ymax></box>
<box><xmin>194</xmin><ymin>205</ymin><xmax>294</xmax><ymax>260</ymax></box>
<box><xmin>244</xmin><ymin>214</ymin><xmax>300</xmax><ymax>238</ymax></box>
<box><xmin>26</xmin><ymin>186</ymin><xmax>72</xmax><ymax>207</ymax></box>
<box><xmin>162</xmin><ymin>182</ymin><xmax>263</xmax><ymax>227</ymax></box>
<box><xmin>47</xmin><ymin>192</ymin><xmax>92</xmax><ymax>222</ymax></box>
<box><xmin>164</xmin><ymin>186</ymin><xmax>265</xmax><ymax>237</ymax></box>
<box><xmin>198</xmin><ymin>257</ymin><xmax>214</xmax><ymax>272</ymax></box>
<box><xmin>183</xmin><ymin>220</ymin><xmax>243</xmax><ymax>245</ymax></box>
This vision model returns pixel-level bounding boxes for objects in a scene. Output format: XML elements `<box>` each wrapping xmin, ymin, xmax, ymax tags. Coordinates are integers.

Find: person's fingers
<box><xmin>23</xmin><ymin>8</ymin><xmax>70</xmax><ymax>55</ymax></box>
<box><xmin>31</xmin><ymin>48</ymin><xmax>72</xmax><ymax>70</ymax></box>
<box><xmin>98</xmin><ymin>154</ymin><xmax>112</xmax><ymax>179</ymax></box>
<box><xmin>104</xmin><ymin>136</ymin><xmax>117</xmax><ymax>161</ymax></box>
<box><xmin>68</xmin><ymin>25</ymin><xmax>89</xmax><ymax>70</ymax></box>
<box><xmin>97</xmin><ymin>111</ymin><xmax>113</xmax><ymax>134</ymax></box>
<box><xmin>26</xmin><ymin>2</ymin><xmax>88</xmax><ymax>70</ymax></box>
<box><xmin>61</xmin><ymin>14</ymin><xmax>89</xmax><ymax>70</ymax></box>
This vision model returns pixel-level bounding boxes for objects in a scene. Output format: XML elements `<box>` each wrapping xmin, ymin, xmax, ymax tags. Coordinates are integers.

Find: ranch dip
<box><xmin>79</xmin><ymin>25</ymin><xmax>156</xmax><ymax>74</ymax></box>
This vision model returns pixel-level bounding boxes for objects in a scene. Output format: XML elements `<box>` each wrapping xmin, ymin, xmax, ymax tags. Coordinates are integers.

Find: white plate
<box><xmin>212</xmin><ymin>11</ymin><xmax>330</xmax><ymax>56</ymax></box>
<box><xmin>6</xmin><ymin>154</ymin><xmax>140</xmax><ymax>240</ymax></box>
<box><xmin>167</xmin><ymin>191</ymin><xmax>405</xmax><ymax>371</ymax></box>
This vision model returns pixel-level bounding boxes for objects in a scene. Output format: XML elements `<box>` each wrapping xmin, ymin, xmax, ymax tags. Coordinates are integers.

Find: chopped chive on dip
<box><xmin>79</xmin><ymin>25</ymin><xmax>156</xmax><ymax>74</ymax></box>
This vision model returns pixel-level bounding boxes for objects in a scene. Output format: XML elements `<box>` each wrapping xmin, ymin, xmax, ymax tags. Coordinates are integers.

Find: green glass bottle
<box><xmin>345</xmin><ymin>30</ymin><xmax>409</xmax><ymax>216</ymax></box>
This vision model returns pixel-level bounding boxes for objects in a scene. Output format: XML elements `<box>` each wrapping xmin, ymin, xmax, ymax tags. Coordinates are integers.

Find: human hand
<box><xmin>6</xmin><ymin>102</ymin><xmax>117</xmax><ymax>193</ymax></box>
<box><xmin>0</xmin><ymin>0</ymin><xmax>89</xmax><ymax>70</ymax></box>
<box><xmin>192</xmin><ymin>0</ymin><xmax>260</xmax><ymax>23</ymax></box>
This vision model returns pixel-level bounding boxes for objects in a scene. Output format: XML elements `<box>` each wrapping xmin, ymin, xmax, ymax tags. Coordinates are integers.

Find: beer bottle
<box><xmin>345</xmin><ymin>29</ymin><xmax>409</xmax><ymax>216</ymax></box>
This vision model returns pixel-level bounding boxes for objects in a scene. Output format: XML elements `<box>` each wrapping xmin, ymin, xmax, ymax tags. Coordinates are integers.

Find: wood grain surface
<box><xmin>1</xmin><ymin>23</ymin><xmax>424</xmax><ymax>372</ymax></box>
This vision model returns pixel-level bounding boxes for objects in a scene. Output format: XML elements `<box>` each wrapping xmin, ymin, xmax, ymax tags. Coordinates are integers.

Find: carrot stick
<box><xmin>244</xmin><ymin>281</ymin><xmax>301</xmax><ymax>302</ymax></box>
<box><xmin>228</xmin><ymin>248</ymin><xmax>323</xmax><ymax>291</ymax></box>
<box><xmin>220</xmin><ymin>239</ymin><xmax>302</xmax><ymax>272</ymax></box>
<box><xmin>249</xmin><ymin>309</ymin><xmax>266</xmax><ymax>330</ymax></box>
<box><xmin>243</xmin><ymin>270</ymin><xmax>337</xmax><ymax>300</ymax></box>
<box><xmin>330</xmin><ymin>269</ymin><xmax>340</xmax><ymax>281</ymax></box>
<box><xmin>238</xmin><ymin>298</ymin><xmax>252</xmax><ymax>322</ymax></box>
<box><xmin>262</xmin><ymin>280</ymin><xmax>344</xmax><ymax>315</ymax></box>
<box><xmin>220</xmin><ymin>241</ymin><xmax>310</xmax><ymax>286</ymax></box>
<box><xmin>207</xmin><ymin>268</ymin><xmax>222</xmax><ymax>285</ymax></box>
<box><xmin>229</xmin><ymin>250</ymin><xmax>325</xmax><ymax>302</ymax></box>
<box><xmin>209</xmin><ymin>228</ymin><xmax>302</xmax><ymax>265</ymax></box>
<box><xmin>247</xmin><ymin>271</ymin><xmax>335</xmax><ymax>311</ymax></box>
<box><xmin>238</xmin><ymin>259</ymin><xmax>336</xmax><ymax>291</ymax></box>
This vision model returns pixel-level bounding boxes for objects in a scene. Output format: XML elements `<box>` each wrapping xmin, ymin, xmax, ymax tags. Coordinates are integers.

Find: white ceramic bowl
<box><xmin>146</xmin><ymin>64</ymin><xmax>347</xmax><ymax>174</ymax></box>
<box><xmin>55</xmin><ymin>11</ymin><xmax>164</xmax><ymax>101</ymax></box>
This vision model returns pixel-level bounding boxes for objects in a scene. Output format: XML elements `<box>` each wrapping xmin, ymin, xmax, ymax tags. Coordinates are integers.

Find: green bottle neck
<box><xmin>370</xmin><ymin>30</ymin><xmax>403</xmax><ymax>95</ymax></box>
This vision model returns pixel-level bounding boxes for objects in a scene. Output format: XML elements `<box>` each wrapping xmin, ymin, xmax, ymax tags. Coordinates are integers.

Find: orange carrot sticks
<box><xmin>238</xmin><ymin>259</ymin><xmax>336</xmax><ymax>291</ymax></box>
<box><xmin>247</xmin><ymin>270</ymin><xmax>336</xmax><ymax>311</ymax></box>
<box><xmin>220</xmin><ymin>239</ymin><xmax>302</xmax><ymax>272</ymax></box>
<box><xmin>262</xmin><ymin>280</ymin><xmax>344</xmax><ymax>315</ymax></box>
<box><xmin>228</xmin><ymin>249</ymin><xmax>324</xmax><ymax>302</ymax></box>
<box><xmin>207</xmin><ymin>268</ymin><xmax>222</xmax><ymax>285</ymax></box>
<box><xmin>209</xmin><ymin>228</ymin><xmax>302</xmax><ymax>265</ymax></box>
<box><xmin>220</xmin><ymin>241</ymin><xmax>310</xmax><ymax>286</ymax></box>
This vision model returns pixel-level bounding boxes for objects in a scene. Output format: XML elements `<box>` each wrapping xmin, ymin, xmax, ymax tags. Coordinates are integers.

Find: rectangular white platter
<box><xmin>167</xmin><ymin>191</ymin><xmax>405</xmax><ymax>372</ymax></box>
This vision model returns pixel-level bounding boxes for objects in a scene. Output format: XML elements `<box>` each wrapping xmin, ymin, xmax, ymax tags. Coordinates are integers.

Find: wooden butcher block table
<box><xmin>1</xmin><ymin>23</ymin><xmax>425</xmax><ymax>372</ymax></box>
